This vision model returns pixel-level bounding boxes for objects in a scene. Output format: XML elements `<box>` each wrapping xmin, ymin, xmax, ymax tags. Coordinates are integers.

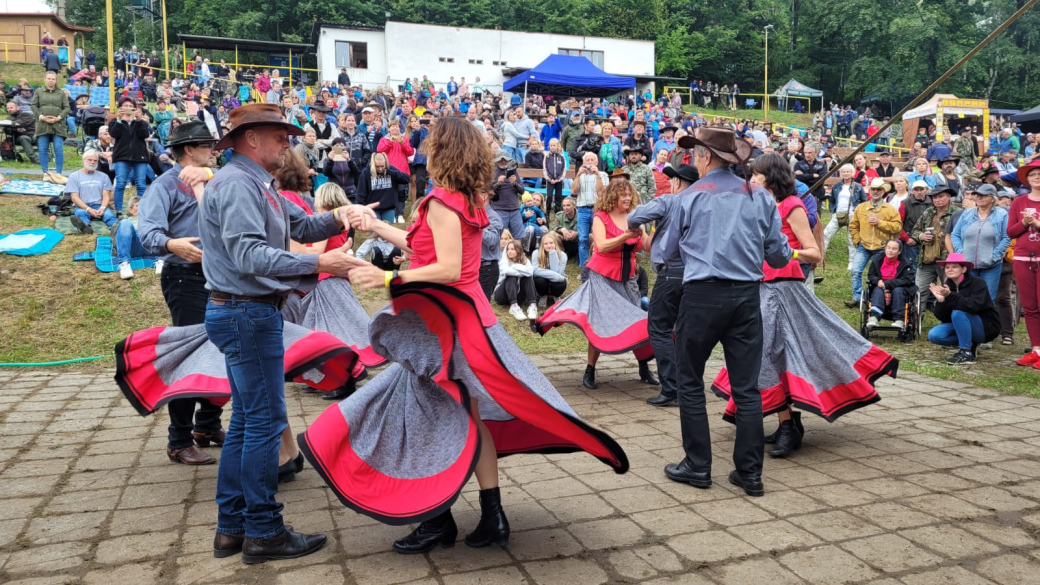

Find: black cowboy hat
<box><xmin>659</xmin><ymin>125</ymin><xmax>678</xmax><ymax>134</ymax></box>
<box><xmin>167</xmin><ymin>120</ymin><xmax>217</xmax><ymax>147</ymax></box>
<box><xmin>663</xmin><ymin>164</ymin><xmax>699</xmax><ymax>184</ymax></box>
<box><xmin>677</xmin><ymin>127</ymin><xmax>752</xmax><ymax>165</ymax></box>
<box><xmin>940</xmin><ymin>155</ymin><xmax>960</xmax><ymax>166</ymax></box>
<box><xmin>310</xmin><ymin>104</ymin><xmax>332</xmax><ymax>113</ymax></box>
<box><xmin>927</xmin><ymin>185</ymin><xmax>957</xmax><ymax>199</ymax></box>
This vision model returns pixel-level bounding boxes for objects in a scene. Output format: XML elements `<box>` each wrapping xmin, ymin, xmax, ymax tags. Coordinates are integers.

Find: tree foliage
<box><xmin>56</xmin><ymin>0</ymin><xmax>1040</xmax><ymax>107</ymax></box>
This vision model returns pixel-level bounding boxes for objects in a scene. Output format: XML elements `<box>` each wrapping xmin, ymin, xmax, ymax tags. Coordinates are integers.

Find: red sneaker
<box><xmin>1017</xmin><ymin>351</ymin><xmax>1040</xmax><ymax>367</ymax></box>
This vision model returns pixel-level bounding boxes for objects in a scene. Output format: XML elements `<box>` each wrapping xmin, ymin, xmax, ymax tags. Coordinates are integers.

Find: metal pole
<box><xmin>807</xmin><ymin>0</ymin><xmax>1040</xmax><ymax>195</ymax></box>
<box><xmin>182</xmin><ymin>41</ymin><xmax>186</xmax><ymax>78</ymax></box>
<box><xmin>523</xmin><ymin>80</ymin><xmax>528</xmax><ymax>114</ymax></box>
<box><xmin>106</xmin><ymin>0</ymin><xmax>116</xmax><ymax>112</ymax></box>
<box><xmin>161</xmin><ymin>0</ymin><xmax>170</xmax><ymax>80</ymax></box>
<box><xmin>763</xmin><ymin>25</ymin><xmax>771</xmax><ymax>120</ymax></box>
<box><xmin>288</xmin><ymin>49</ymin><xmax>293</xmax><ymax>87</ymax></box>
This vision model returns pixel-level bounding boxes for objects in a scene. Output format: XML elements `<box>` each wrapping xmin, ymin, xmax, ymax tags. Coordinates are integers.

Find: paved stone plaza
<box><xmin>1</xmin><ymin>354</ymin><xmax>1039</xmax><ymax>584</ymax></box>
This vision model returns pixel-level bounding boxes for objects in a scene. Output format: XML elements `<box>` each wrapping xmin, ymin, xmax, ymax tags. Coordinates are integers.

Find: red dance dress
<box><xmin>299</xmin><ymin>188</ymin><xmax>628</xmax><ymax>525</ymax></box>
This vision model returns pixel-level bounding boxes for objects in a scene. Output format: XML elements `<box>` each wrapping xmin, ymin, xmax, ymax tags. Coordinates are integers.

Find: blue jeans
<box><xmin>903</xmin><ymin>244</ymin><xmax>919</xmax><ymax>270</ymax></box>
<box><xmin>850</xmin><ymin>246</ymin><xmax>883</xmax><ymax>301</ymax></box>
<box><xmin>114</xmin><ymin>220</ymin><xmax>147</xmax><ymax>263</ymax></box>
<box><xmin>114</xmin><ymin>161</ymin><xmax>150</xmax><ymax>213</ymax></box>
<box><xmin>928</xmin><ymin>310</ymin><xmax>985</xmax><ymax>350</ymax></box>
<box><xmin>205</xmin><ymin>300</ymin><xmax>287</xmax><ymax>540</ymax></box>
<box><xmin>577</xmin><ymin>206</ymin><xmax>594</xmax><ymax>268</ymax></box>
<box><xmin>494</xmin><ymin>208</ymin><xmax>524</xmax><ymax>241</ymax></box>
<box><xmin>970</xmin><ymin>265</ymin><xmax>1001</xmax><ymax>302</ymax></box>
<box><xmin>504</xmin><ymin>145</ymin><xmax>524</xmax><ymax>163</ymax></box>
<box><xmin>37</xmin><ymin>134</ymin><xmax>64</xmax><ymax>174</ymax></box>
<box><xmin>73</xmin><ymin>203</ymin><xmax>117</xmax><ymax>227</ymax></box>
<box><xmin>377</xmin><ymin>208</ymin><xmax>396</xmax><ymax>223</ymax></box>
<box><xmin>67</xmin><ymin>117</ymin><xmax>77</xmax><ymax>136</ymax></box>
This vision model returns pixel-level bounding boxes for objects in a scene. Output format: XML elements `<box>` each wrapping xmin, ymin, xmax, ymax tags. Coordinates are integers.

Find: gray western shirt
<box><xmin>198</xmin><ymin>155</ymin><xmax>342</xmax><ymax>296</ymax></box>
<box><xmin>138</xmin><ymin>163</ymin><xmax>202</xmax><ymax>265</ymax></box>
<box><xmin>634</xmin><ymin>167</ymin><xmax>791</xmax><ymax>283</ymax></box>
<box><xmin>627</xmin><ymin>184</ymin><xmax>695</xmax><ymax>273</ymax></box>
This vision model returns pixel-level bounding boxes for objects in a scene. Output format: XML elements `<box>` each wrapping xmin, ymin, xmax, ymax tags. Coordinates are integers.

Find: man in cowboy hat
<box><xmin>621</xmin><ymin>144</ymin><xmax>655</xmax><ymax>204</ymax></box>
<box><xmin>847</xmin><ymin>177</ymin><xmax>902</xmax><ymax>307</ymax></box>
<box><xmin>623</xmin><ymin>119</ymin><xmax>653</xmax><ymax>161</ymax></box>
<box><xmin>198</xmin><ymin>104</ymin><xmax>357</xmax><ymax>563</ymax></box>
<box><xmin>933</xmin><ymin>155</ymin><xmax>963</xmax><ymax>199</ymax></box>
<box><xmin>305</xmin><ymin>104</ymin><xmax>339</xmax><ymax>150</ymax></box>
<box><xmin>626</xmin><ymin>164</ymin><xmax>700</xmax><ymax>408</ymax></box>
<box><xmin>653</xmin><ymin>125</ymin><xmax>678</xmax><ymax>159</ymax></box>
<box><xmin>138</xmin><ymin>121</ymin><xmax>226</xmax><ymax>466</ymax></box>
<box><xmin>651</xmin><ymin>126</ymin><xmax>794</xmax><ymax>497</ymax></box>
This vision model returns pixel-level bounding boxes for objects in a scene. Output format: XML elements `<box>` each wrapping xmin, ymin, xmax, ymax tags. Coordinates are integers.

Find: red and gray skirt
<box><xmin>712</xmin><ymin>280</ymin><xmax>896</xmax><ymax>422</ymax></box>
<box><xmin>115</xmin><ymin>322</ymin><xmax>366</xmax><ymax>416</ymax></box>
<box><xmin>299</xmin><ymin>283</ymin><xmax>629</xmax><ymax>526</ymax></box>
<box><xmin>535</xmin><ymin>271</ymin><xmax>653</xmax><ymax>360</ymax></box>
<box><xmin>282</xmin><ymin>277</ymin><xmax>387</xmax><ymax>368</ymax></box>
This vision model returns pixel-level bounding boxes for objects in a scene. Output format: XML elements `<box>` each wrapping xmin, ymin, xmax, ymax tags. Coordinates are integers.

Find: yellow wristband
<box><xmin>384</xmin><ymin>271</ymin><xmax>393</xmax><ymax>289</ymax></box>
<box><xmin>792</xmin><ymin>250</ymin><xmax>799</xmax><ymax>260</ymax></box>
<box><xmin>205</xmin><ymin>167</ymin><xmax>214</xmax><ymax>180</ymax></box>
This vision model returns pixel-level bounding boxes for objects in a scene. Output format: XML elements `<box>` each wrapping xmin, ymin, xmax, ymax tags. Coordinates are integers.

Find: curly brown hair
<box><xmin>274</xmin><ymin>149</ymin><xmax>313</xmax><ymax>194</ymax></box>
<box><xmin>424</xmin><ymin>116</ymin><xmax>493</xmax><ymax>208</ymax></box>
<box><xmin>595</xmin><ymin>177</ymin><xmax>639</xmax><ymax>213</ymax></box>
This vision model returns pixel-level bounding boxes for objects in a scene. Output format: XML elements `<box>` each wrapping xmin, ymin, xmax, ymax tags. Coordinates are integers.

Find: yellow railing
<box><xmin>664</xmin><ymin>86</ymin><xmax>811</xmax><ymax>110</ymax></box>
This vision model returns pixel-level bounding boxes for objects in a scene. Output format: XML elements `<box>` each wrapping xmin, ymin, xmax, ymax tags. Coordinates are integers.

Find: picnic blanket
<box><xmin>55</xmin><ymin>215</ymin><xmax>112</xmax><ymax>236</ymax></box>
<box><xmin>0</xmin><ymin>180</ymin><xmax>65</xmax><ymax>197</ymax></box>
<box><xmin>91</xmin><ymin>236</ymin><xmax>157</xmax><ymax>272</ymax></box>
<box><xmin>0</xmin><ymin>228</ymin><xmax>64</xmax><ymax>256</ymax></box>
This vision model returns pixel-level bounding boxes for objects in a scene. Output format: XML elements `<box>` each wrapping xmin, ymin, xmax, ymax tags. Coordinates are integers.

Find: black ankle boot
<box><xmin>322</xmin><ymin>380</ymin><xmax>356</xmax><ymax>401</ymax></box>
<box><xmin>765</xmin><ymin>411</ymin><xmax>802</xmax><ymax>444</ymax></box>
<box><xmin>764</xmin><ymin>421</ymin><xmax>782</xmax><ymax>444</ymax></box>
<box><xmin>768</xmin><ymin>419</ymin><xmax>803</xmax><ymax>458</ymax></box>
<box><xmin>583</xmin><ymin>365</ymin><xmax>597</xmax><ymax>389</ymax></box>
<box><xmin>392</xmin><ymin>510</ymin><xmax>458</xmax><ymax>554</ymax></box>
<box><xmin>465</xmin><ymin>487</ymin><xmax>510</xmax><ymax>548</ymax></box>
<box><xmin>638</xmin><ymin>360</ymin><xmax>659</xmax><ymax>385</ymax></box>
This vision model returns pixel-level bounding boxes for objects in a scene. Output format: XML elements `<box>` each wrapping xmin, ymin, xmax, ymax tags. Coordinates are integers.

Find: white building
<box><xmin>311</xmin><ymin>21</ymin><xmax>661</xmax><ymax>95</ymax></box>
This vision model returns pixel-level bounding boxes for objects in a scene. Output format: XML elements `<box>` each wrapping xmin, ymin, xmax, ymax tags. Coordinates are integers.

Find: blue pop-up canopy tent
<box><xmin>502</xmin><ymin>54</ymin><xmax>636</xmax><ymax>99</ymax></box>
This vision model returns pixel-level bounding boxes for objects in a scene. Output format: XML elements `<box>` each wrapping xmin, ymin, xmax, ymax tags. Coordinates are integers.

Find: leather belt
<box><xmin>209</xmin><ymin>291</ymin><xmax>288</xmax><ymax>309</ymax></box>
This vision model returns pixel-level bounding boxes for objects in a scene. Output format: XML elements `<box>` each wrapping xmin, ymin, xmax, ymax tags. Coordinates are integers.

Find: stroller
<box><xmin>80</xmin><ymin>106</ymin><xmax>109</xmax><ymax>143</ymax></box>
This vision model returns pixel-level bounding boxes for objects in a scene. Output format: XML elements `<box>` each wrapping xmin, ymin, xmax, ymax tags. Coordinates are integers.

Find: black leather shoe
<box><xmin>765</xmin><ymin>411</ymin><xmax>802</xmax><ymax>444</ymax></box>
<box><xmin>213</xmin><ymin>531</ymin><xmax>244</xmax><ymax>558</ymax></box>
<box><xmin>664</xmin><ymin>460</ymin><xmax>711</xmax><ymax>488</ymax></box>
<box><xmin>278</xmin><ymin>452</ymin><xmax>305</xmax><ymax>484</ymax></box>
<box><xmin>322</xmin><ymin>380</ymin><xmax>356</xmax><ymax>401</ymax></box>
<box><xmin>638</xmin><ymin>360</ymin><xmax>659</xmax><ymax>385</ymax></box>
<box><xmin>393</xmin><ymin>510</ymin><xmax>458</xmax><ymax>554</ymax></box>
<box><xmin>465</xmin><ymin>487</ymin><xmax>510</xmax><ymax>548</ymax></box>
<box><xmin>728</xmin><ymin>470</ymin><xmax>765</xmax><ymax>497</ymax></box>
<box><xmin>241</xmin><ymin>526</ymin><xmax>327</xmax><ymax>564</ymax></box>
<box><xmin>768</xmin><ymin>419</ymin><xmax>803</xmax><ymax>458</ymax></box>
<box><xmin>646</xmin><ymin>394</ymin><xmax>677</xmax><ymax>407</ymax></box>
<box><xmin>583</xmin><ymin>365</ymin><xmax>597</xmax><ymax>389</ymax></box>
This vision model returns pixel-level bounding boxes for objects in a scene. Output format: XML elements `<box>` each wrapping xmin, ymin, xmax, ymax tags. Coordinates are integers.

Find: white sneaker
<box><xmin>154</xmin><ymin>259</ymin><xmax>165</xmax><ymax>276</ymax></box>
<box><xmin>527</xmin><ymin>304</ymin><xmax>538</xmax><ymax>319</ymax></box>
<box><xmin>892</xmin><ymin>320</ymin><xmax>905</xmax><ymax>330</ymax></box>
<box><xmin>866</xmin><ymin>316</ymin><xmax>879</xmax><ymax>329</ymax></box>
<box><xmin>509</xmin><ymin>304</ymin><xmax>526</xmax><ymax>321</ymax></box>
<box><xmin>118</xmin><ymin>262</ymin><xmax>134</xmax><ymax>280</ymax></box>
<box><xmin>396</xmin><ymin>216</ymin><xmax>405</xmax><ymax>224</ymax></box>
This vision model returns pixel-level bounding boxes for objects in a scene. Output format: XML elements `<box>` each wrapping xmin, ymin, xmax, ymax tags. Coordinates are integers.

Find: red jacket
<box><xmin>377</xmin><ymin>135</ymin><xmax>414</xmax><ymax>175</ymax></box>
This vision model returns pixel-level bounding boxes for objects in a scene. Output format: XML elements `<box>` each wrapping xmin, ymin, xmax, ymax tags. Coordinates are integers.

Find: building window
<box><xmin>469</xmin><ymin>58</ymin><xmax>483</xmax><ymax>65</ymax></box>
<box><xmin>559</xmin><ymin>48</ymin><xmax>603</xmax><ymax>70</ymax></box>
<box><xmin>335</xmin><ymin>41</ymin><xmax>368</xmax><ymax>69</ymax></box>
<box><xmin>439</xmin><ymin>57</ymin><xmax>455</xmax><ymax>63</ymax></box>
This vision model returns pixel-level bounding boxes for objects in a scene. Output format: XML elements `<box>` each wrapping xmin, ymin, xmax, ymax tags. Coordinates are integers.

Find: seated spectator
<box><xmin>866</xmin><ymin>239</ymin><xmax>916</xmax><ymax>330</ymax></box>
<box><xmin>5</xmin><ymin>101</ymin><xmax>38</xmax><ymax>164</ymax></box>
<box><xmin>554</xmin><ymin>196</ymin><xmax>580</xmax><ymax>260</ymax></box>
<box><xmin>66</xmin><ymin>150</ymin><xmax>117</xmax><ymax>234</ymax></box>
<box><xmin>519</xmin><ymin>193</ymin><xmax>548</xmax><ymax>251</ymax></box>
<box><xmin>114</xmin><ymin>196</ymin><xmax>149</xmax><ymax>280</ymax></box>
<box><xmin>532</xmin><ymin>232</ymin><xmax>568</xmax><ymax>307</ymax></box>
<box><xmin>927</xmin><ymin>253</ymin><xmax>1000</xmax><ymax>364</ymax></box>
<box><xmin>357</xmin><ymin>235</ymin><xmax>404</xmax><ymax>270</ymax></box>
<box><xmin>494</xmin><ymin>239</ymin><xmax>538</xmax><ymax>321</ymax></box>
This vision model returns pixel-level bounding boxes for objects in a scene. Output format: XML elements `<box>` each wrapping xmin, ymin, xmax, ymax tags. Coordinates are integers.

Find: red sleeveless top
<box><xmin>586</xmin><ymin>211</ymin><xmax>643</xmax><ymax>281</ymax></box>
<box><xmin>406</xmin><ymin>187</ymin><xmax>497</xmax><ymax>327</ymax></box>
<box><xmin>762</xmin><ymin>195</ymin><xmax>807</xmax><ymax>281</ymax></box>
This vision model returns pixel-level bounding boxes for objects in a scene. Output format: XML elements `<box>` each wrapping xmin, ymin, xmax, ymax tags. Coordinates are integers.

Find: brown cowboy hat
<box><xmin>677</xmin><ymin>126</ymin><xmax>752</xmax><ymax>165</ymax></box>
<box><xmin>214</xmin><ymin>104</ymin><xmax>304</xmax><ymax>150</ymax></box>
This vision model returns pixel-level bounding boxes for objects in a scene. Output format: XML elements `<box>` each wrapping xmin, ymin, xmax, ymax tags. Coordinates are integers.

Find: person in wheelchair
<box><xmin>866</xmin><ymin>239</ymin><xmax>916</xmax><ymax>330</ymax></box>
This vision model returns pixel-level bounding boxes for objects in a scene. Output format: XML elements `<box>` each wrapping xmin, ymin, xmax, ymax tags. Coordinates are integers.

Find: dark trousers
<box><xmin>478</xmin><ymin>260</ymin><xmax>499</xmax><ymax>300</ymax></box>
<box><xmin>546</xmin><ymin>181</ymin><xmax>565</xmax><ymax>216</ymax></box>
<box><xmin>869</xmin><ymin>285</ymin><xmax>908</xmax><ymax>316</ymax></box>
<box><xmin>161</xmin><ymin>263</ymin><xmax>223</xmax><ymax>449</ymax></box>
<box><xmin>371</xmin><ymin>246</ymin><xmax>403</xmax><ymax>270</ymax></box>
<box><xmin>534</xmin><ymin>276</ymin><xmax>567</xmax><ymax>299</ymax></box>
<box><xmin>395</xmin><ymin>185</ymin><xmax>409</xmax><ymax>218</ymax></box>
<box><xmin>560</xmin><ymin>235</ymin><xmax>579</xmax><ymax>262</ymax></box>
<box><xmin>675</xmin><ymin>280</ymin><xmax>764</xmax><ymax>476</ymax></box>
<box><xmin>997</xmin><ymin>261</ymin><xmax>1015</xmax><ymax>338</ymax></box>
<box><xmin>636</xmin><ymin>265</ymin><xmax>649</xmax><ymax>298</ymax></box>
<box><xmin>411</xmin><ymin>164</ymin><xmax>429</xmax><ymax>198</ymax></box>
<box><xmin>494</xmin><ymin>275</ymin><xmax>537</xmax><ymax>306</ymax></box>
<box><xmin>648</xmin><ymin>267</ymin><xmax>683</xmax><ymax>400</ymax></box>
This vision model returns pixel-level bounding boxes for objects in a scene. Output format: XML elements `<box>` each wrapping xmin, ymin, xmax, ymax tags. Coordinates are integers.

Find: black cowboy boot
<box><xmin>583</xmin><ymin>365</ymin><xmax>597</xmax><ymax>389</ymax></box>
<box><xmin>392</xmin><ymin>510</ymin><xmax>458</xmax><ymax>554</ymax></box>
<box><xmin>322</xmin><ymin>379</ymin><xmax>356</xmax><ymax>401</ymax></box>
<box><xmin>768</xmin><ymin>419</ymin><xmax>803</xmax><ymax>458</ymax></box>
<box><xmin>465</xmin><ymin>487</ymin><xmax>510</xmax><ymax>548</ymax></box>
<box><xmin>638</xmin><ymin>360</ymin><xmax>659</xmax><ymax>385</ymax></box>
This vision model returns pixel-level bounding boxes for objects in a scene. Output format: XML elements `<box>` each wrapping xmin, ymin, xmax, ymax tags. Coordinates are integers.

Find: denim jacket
<box><xmin>951</xmin><ymin>206</ymin><xmax>1010</xmax><ymax>270</ymax></box>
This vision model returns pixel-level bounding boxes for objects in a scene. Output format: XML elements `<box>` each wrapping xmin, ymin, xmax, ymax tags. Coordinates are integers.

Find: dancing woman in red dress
<box><xmin>299</xmin><ymin>117</ymin><xmax>628</xmax><ymax>555</ymax></box>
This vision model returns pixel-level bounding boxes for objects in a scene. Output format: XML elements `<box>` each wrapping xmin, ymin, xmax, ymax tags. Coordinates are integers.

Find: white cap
<box><xmin>911</xmin><ymin>180</ymin><xmax>929</xmax><ymax>190</ymax></box>
<box><xmin>361</xmin><ymin>107</ymin><xmax>374</xmax><ymax>113</ymax></box>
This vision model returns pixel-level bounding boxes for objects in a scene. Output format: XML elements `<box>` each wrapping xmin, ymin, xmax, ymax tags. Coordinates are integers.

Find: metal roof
<box><xmin>178</xmin><ymin>34</ymin><xmax>312</xmax><ymax>54</ymax></box>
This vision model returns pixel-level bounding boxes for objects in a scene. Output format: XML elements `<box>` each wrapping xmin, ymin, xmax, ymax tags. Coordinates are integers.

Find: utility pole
<box><xmin>763</xmin><ymin>25</ymin><xmax>773</xmax><ymax>122</ymax></box>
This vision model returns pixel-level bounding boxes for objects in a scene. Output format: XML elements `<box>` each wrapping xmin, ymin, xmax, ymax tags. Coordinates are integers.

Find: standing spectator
<box><xmin>621</xmin><ymin>145</ymin><xmax>656</xmax><ymax>204</ymax></box>
<box><xmin>910</xmin><ymin>185</ymin><xmax>956</xmax><ymax>309</ymax></box>
<box><xmin>598</xmin><ymin>121</ymin><xmax>622</xmax><ymax>172</ymax></box>
<box><xmin>897</xmin><ymin>180</ymin><xmax>933</xmax><ymax>267</ymax></box>
<box><xmin>490</xmin><ymin>149</ymin><xmax>526</xmax><ymax>236</ymax></box>
<box><xmin>822</xmin><ymin>164</ymin><xmax>866</xmax><ymax>260</ymax></box>
<box><xmin>906</xmin><ymin>157</ymin><xmax>936</xmax><ymax>188</ymax></box>
<box><xmin>109</xmin><ymin>97</ymin><xmax>152</xmax><ymax>214</ymax></box>
<box><xmin>793</xmin><ymin>144</ymin><xmax>826</xmax><ymax>207</ymax></box>
<box><xmin>846</xmin><ymin>178</ymin><xmax>902</xmax><ymax>307</ymax></box>
<box><xmin>1009</xmin><ymin>161</ymin><xmax>1040</xmax><ymax>368</ymax></box>
<box><xmin>323</xmin><ymin>139</ymin><xmax>361</xmax><ymax>202</ymax></box>
<box><xmin>409</xmin><ymin>113</ymin><xmax>433</xmax><ymax>198</ymax></box>
<box><xmin>337</xmin><ymin>67</ymin><xmax>350</xmax><ymax>87</ymax></box>
<box><xmin>65</xmin><ymin>150</ymin><xmax>116</xmax><ymax>234</ymax></box>
<box><xmin>31</xmin><ymin>71</ymin><xmax>69</xmax><ymax>175</ymax></box>
<box><xmin>951</xmin><ymin>184</ymin><xmax>1010</xmax><ymax>301</ymax></box>
<box><xmin>337</xmin><ymin>113</ymin><xmax>371</xmax><ymax>168</ymax></box>
<box><xmin>571</xmin><ymin>152</ymin><xmax>609</xmax><ymax>270</ymax></box>
<box><xmin>540</xmin><ymin>112</ymin><xmax>561</xmax><ymax>149</ymax></box>
<box><xmin>376</xmin><ymin>122</ymin><xmax>414</xmax><ymax>222</ymax></box>
<box><xmin>479</xmin><ymin>208</ymin><xmax>504</xmax><ymax>299</ymax></box>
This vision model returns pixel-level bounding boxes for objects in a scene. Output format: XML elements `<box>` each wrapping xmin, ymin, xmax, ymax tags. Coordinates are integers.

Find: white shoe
<box><xmin>118</xmin><ymin>262</ymin><xmax>134</xmax><ymax>280</ymax></box>
<box><xmin>892</xmin><ymin>320</ymin><xmax>905</xmax><ymax>330</ymax></box>
<box><xmin>154</xmin><ymin>259</ymin><xmax>164</xmax><ymax>276</ymax></box>
<box><xmin>396</xmin><ymin>216</ymin><xmax>405</xmax><ymax>224</ymax></box>
<box><xmin>509</xmin><ymin>304</ymin><xmax>526</xmax><ymax>321</ymax></box>
<box><xmin>866</xmin><ymin>316</ymin><xmax>879</xmax><ymax>329</ymax></box>
<box><xmin>527</xmin><ymin>304</ymin><xmax>538</xmax><ymax>319</ymax></box>
<box><xmin>537</xmin><ymin>296</ymin><xmax>547</xmax><ymax>309</ymax></box>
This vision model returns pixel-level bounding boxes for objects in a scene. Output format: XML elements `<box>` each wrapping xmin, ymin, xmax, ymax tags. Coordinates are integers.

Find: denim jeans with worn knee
<box><xmin>577</xmin><ymin>206</ymin><xmax>594</xmax><ymax>268</ymax></box>
<box><xmin>114</xmin><ymin>220</ymin><xmax>148</xmax><ymax>263</ymax></box>
<box><xmin>928</xmin><ymin>310</ymin><xmax>985</xmax><ymax>350</ymax></box>
<box><xmin>73</xmin><ymin>203</ymin><xmax>117</xmax><ymax>228</ymax></box>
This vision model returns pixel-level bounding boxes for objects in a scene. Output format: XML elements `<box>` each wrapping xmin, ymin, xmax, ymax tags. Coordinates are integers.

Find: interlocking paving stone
<box><xmin>0</xmin><ymin>363</ymin><xmax>1038</xmax><ymax>584</ymax></box>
